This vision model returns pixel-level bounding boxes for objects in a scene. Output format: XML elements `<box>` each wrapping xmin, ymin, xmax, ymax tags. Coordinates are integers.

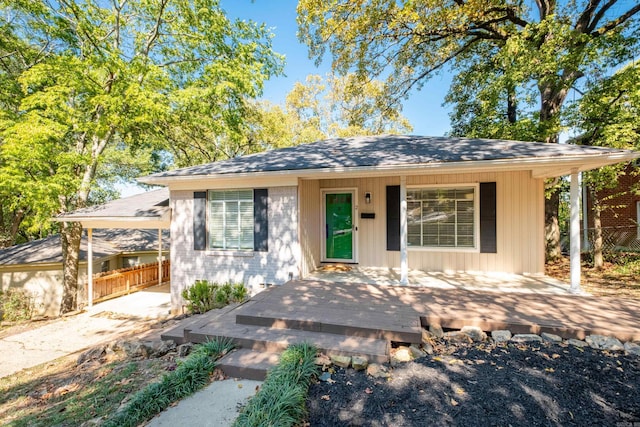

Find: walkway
<box><xmin>0</xmin><ymin>284</ymin><xmax>171</xmax><ymax>378</ymax></box>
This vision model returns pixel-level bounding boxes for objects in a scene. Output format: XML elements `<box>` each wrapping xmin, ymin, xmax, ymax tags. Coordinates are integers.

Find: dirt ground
<box><xmin>546</xmin><ymin>255</ymin><xmax>640</xmax><ymax>299</ymax></box>
<box><xmin>307</xmin><ymin>342</ymin><xmax>640</xmax><ymax>426</ymax></box>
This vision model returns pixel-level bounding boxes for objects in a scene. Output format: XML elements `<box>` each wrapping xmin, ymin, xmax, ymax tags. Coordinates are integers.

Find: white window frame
<box><xmin>406</xmin><ymin>183</ymin><xmax>480</xmax><ymax>253</ymax></box>
<box><xmin>207</xmin><ymin>189</ymin><xmax>254</xmax><ymax>251</ymax></box>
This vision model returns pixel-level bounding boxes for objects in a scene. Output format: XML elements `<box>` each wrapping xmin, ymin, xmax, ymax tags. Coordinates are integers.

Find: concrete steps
<box><xmin>186</xmin><ymin>318</ymin><xmax>389</xmax><ymax>363</ymax></box>
<box><xmin>217</xmin><ymin>349</ymin><xmax>280</xmax><ymax>381</ymax></box>
<box><xmin>235</xmin><ymin>304</ymin><xmax>421</xmax><ymax>343</ymax></box>
<box><xmin>160</xmin><ymin>286</ymin><xmax>424</xmax><ymax>380</ymax></box>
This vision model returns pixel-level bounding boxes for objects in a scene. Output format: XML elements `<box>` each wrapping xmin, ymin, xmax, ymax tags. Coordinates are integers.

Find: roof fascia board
<box><xmin>161</xmin><ymin>175</ymin><xmax>299</xmax><ymax>191</ymax></box>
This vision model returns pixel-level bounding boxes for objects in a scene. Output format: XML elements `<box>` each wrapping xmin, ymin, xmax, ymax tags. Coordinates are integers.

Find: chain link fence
<box><xmin>562</xmin><ymin>225</ymin><xmax>640</xmax><ymax>254</ymax></box>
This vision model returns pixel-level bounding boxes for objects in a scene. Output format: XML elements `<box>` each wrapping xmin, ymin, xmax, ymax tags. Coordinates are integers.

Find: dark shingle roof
<box><xmin>57</xmin><ymin>188</ymin><xmax>169</xmax><ymax>220</ymax></box>
<box><xmin>0</xmin><ymin>229</ymin><xmax>169</xmax><ymax>266</ymax></box>
<box><xmin>142</xmin><ymin>135</ymin><xmax>633</xmax><ymax>178</ymax></box>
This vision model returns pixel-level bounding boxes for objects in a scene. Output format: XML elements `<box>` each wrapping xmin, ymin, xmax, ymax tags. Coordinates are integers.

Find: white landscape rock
<box><xmin>541</xmin><ymin>332</ymin><xmax>563</xmax><ymax>343</ymax></box>
<box><xmin>491</xmin><ymin>330</ymin><xmax>512</xmax><ymax>343</ymax></box>
<box><xmin>585</xmin><ymin>335</ymin><xmax>624</xmax><ymax>351</ymax></box>
<box><xmin>567</xmin><ymin>338</ymin><xmax>589</xmax><ymax>348</ymax></box>
<box><xmin>624</xmin><ymin>342</ymin><xmax>640</xmax><ymax>356</ymax></box>
<box><xmin>510</xmin><ymin>334</ymin><xmax>543</xmax><ymax>343</ymax></box>
<box><xmin>460</xmin><ymin>326</ymin><xmax>487</xmax><ymax>342</ymax></box>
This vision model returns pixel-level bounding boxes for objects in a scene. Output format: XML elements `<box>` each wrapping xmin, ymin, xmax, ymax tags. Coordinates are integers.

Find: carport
<box><xmin>56</xmin><ymin>188</ymin><xmax>171</xmax><ymax>307</ymax></box>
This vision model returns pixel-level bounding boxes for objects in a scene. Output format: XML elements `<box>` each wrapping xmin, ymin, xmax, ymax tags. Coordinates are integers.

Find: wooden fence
<box><xmin>88</xmin><ymin>260</ymin><xmax>170</xmax><ymax>303</ymax></box>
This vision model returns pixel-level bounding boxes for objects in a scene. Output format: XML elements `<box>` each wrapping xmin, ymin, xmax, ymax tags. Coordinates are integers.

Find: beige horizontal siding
<box><xmin>302</xmin><ymin>171</ymin><xmax>544</xmax><ymax>275</ymax></box>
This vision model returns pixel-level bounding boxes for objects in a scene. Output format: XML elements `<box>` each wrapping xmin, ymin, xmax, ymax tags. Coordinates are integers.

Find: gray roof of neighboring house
<box><xmin>141</xmin><ymin>135</ymin><xmax>635</xmax><ymax>178</ymax></box>
<box><xmin>0</xmin><ymin>229</ymin><xmax>169</xmax><ymax>266</ymax></box>
<box><xmin>57</xmin><ymin>188</ymin><xmax>169</xmax><ymax>220</ymax></box>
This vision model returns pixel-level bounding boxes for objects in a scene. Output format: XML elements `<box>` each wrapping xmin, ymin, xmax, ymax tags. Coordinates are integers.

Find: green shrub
<box><xmin>231</xmin><ymin>283</ymin><xmax>248</xmax><ymax>302</ymax></box>
<box><xmin>216</xmin><ymin>283</ymin><xmax>233</xmax><ymax>305</ymax></box>
<box><xmin>104</xmin><ymin>339</ymin><xmax>234</xmax><ymax>427</ymax></box>
<box><xmin>234</xmin><ymin>343</ymin><xmax>319</xmax><ymax>427</ymax></box>
<box><xmin>182</xmin><ymin>280</ymin><xmax>248</xmax><ymax>313</ymax></box>
<box><xmin>0</xmin><ymin>289</ymin><xmax>34</xmax><ymax>322</ymax></box>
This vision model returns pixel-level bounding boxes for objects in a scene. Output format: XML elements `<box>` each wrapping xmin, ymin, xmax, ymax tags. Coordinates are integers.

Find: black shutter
<box><xmin>386</xmin><ymin>185</ymin><xmax>400</xmax><ymax>251</ymax></box>
<box><xmin>254</xmin><ymin>189</ymin><xmax>269</xmax><ymax>252</ymax></box>
<box><xmin>193</xmin><ymin>191</ymin><xmax>207</xmax><ymax>251</ymax></box>
<box><xmin>480</xmin><ymin>182</ymin><xmax>497</xmax><ymax>253</ymax></box>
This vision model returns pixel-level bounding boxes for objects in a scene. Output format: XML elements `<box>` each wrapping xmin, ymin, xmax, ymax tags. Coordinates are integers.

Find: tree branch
<box><xmin>593</xmin><ymin>3</ymin><xmax>640</xmax><ymax>36</ymax></box>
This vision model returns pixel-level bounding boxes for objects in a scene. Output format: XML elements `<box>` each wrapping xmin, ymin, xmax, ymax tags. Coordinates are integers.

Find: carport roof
<box><xmin>55</xmin><ymin>188</ymin><xmax>170</xmax><ymax>229</ymax></box>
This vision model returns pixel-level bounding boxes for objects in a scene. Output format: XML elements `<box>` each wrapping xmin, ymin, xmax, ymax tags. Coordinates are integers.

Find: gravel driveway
<box><xmin>0</xmin><ymin>285</ymin><xmax>171</xmax><ymax>378</ymax></box>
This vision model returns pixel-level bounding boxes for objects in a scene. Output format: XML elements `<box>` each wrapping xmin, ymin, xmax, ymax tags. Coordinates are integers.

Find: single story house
<box><xmin>0</xmin><ymin>228</ymin><xmax>169</xmax><ymax>316</ymax></box>
<box><xmin>136</xmin><ymin>135</ymin><xmax>639</xmax><ymax>312</ymax></box>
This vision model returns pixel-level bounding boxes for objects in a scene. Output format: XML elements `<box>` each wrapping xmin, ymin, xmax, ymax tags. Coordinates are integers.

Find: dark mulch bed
<box><xmin>307</xmin><ymin>343</ymin><xmax>640</xmax><ymax>426</ymax></box>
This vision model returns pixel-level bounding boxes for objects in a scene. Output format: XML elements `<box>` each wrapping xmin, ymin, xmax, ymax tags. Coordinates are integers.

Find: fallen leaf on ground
<box><xmin>365</xmin><ymin>387</ymin><xmax>373</xmax><ymax>394</ymax></box>
<box><xmin>321</xmin><ymin>395</ymin><xmax>330</xmax><ymax>401</ymax></box>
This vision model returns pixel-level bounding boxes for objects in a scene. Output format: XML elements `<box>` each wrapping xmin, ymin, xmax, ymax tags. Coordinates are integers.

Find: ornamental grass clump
<box><xmin>182</xmin><ymin>280</ymin><xmax>248</xmax><ymax>313</ymax></box>
<box><xmin>104</xmin><ymin>339</ymin><xmax>234</xmax><ymax>427</ymax></box>
<box><xmin>234</xmin><ymin>342</ymin><xmax>319</xmax><ymax>427</ymax></box>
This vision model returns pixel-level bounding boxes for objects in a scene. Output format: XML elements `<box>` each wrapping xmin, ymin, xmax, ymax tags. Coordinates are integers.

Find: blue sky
<box><xmin>221</xmin><ymin>0</ymin><xmax>454</xmax><ymax>136</ymax></box>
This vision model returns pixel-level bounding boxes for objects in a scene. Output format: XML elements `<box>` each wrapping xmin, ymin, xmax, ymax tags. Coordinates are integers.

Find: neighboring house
<box><xmin>585</xmin><ymin>163</ymin><xmax>640</xmax><ymax>250</ymax></box>
<box><xmin>136</xmin><ymin>135</ymin><xmax>638</xmax><ymax>311</ymax></box>
<box><xmin>0</xmin><ymin>229</ymin><xmax>169</xmax><ymax>317</ymax></box>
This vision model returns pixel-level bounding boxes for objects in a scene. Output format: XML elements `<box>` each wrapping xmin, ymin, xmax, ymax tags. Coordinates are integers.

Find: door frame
<box><xmin>321</xmin><ymin>188</ymin><xmax>358</xmax><ymax>263</ymax></box>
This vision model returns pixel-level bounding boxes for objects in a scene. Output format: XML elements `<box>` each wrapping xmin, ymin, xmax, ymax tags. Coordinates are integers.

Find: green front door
<box><xmin>325</xmin><ymin>192</ymin><xmax>354</xmax><ymax>261</ymax></box>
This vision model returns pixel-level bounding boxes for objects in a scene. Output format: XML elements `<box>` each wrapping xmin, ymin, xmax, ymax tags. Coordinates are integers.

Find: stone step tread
<box><xmin>237</xmin><ymin>306</ymin><xmax>419</xmax><ymax>329</ymax></box>
<box><xmin>161</xmin><ymin>304</ymin><xmax>244</xmax><ymax>342</ymax></box>
<box><xmin>218</xmin><ymin>349</ymin><xmax>280</xmax><ymax>381</ymax></box>
<box><xmin>235</xmin><ymin>305</ymin><xmax>421</xmax><ymax>341</ymax></box>
<box><xmin>187</xmin><ymin>319</ymin><xmax>389</xmax><ymax>362</ymax></box>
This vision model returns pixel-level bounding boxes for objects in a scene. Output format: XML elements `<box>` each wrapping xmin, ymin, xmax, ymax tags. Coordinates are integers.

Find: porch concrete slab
<box><xmin>307</xmin><ymin>268</ymin><xmax>572</xmax><ymax>295</ymax></box>
<box><xmin>271</xmin><ymin>280</ymin><xmax>640</xmax><ymax>342</ymax></box>
<box><xmin>87</xmin><ymin>283</ymin><xmax>171</xmax><ymax>319</ymax></box>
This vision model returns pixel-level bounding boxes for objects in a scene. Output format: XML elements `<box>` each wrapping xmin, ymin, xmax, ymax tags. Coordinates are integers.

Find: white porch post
<box><xmin>158</xmin><ymin>228</ymin><xmax>162</xmax><ymax>286</ymax></box>
<box><xmin>400</xmin><ymin>176</ymin><xmax>408</xmax><ymax>285</ymax></box>
<box><xmin>570</xmin><ymin>170</ymin><xmax>582</xmax><ymax>294</ymax></box>
<box><xmin>87</xmin><ymin>228</ymin><xmax>93</xmax><ymax>308</ymax></box>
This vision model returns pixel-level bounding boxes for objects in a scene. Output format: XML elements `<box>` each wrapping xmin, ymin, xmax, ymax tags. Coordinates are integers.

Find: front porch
<box><xmin>162</xmin><ymin>279</ymin><xmax>640</xmax><ymax>380</ymax></box>
<box><xmin>307</xmin><ymin>266</ymin><xmax>572</xmax><ymax>294</ymax></box>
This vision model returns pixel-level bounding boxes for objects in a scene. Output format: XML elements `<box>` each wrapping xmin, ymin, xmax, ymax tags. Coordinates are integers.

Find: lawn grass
<box><xmin>0</xmin><ymin>353</ymin><xmax>171</xmax><ymax>427</ymax></box>
<box><xmin>234</xmin><ymin>342</ymin><xmax>319</xmax><ymax>427</ymax></box>
<box><xmin>104</xmin><ymin>339</ymin><xmax>234</xmax><ymax>427</ymax></box>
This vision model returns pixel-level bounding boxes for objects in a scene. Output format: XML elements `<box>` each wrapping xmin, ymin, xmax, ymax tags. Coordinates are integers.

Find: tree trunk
<box><xmin>59</xmin><ymin>132</ymin><xmax>113</xmax><ymax>313</ymax></box>
<box><xmin>545</xmin><ymin>188</ymin><xmax>562</xmax><ymax>260</ymax></box>
<box><xmin>60</xmin><ymin>221</ymin><xmax>82</xmax><ymax>313</ymax></box>
<box><xmin>592</xmin><ymin>188</ymin><xmax>604</xmax><ymax>270</ymax></box>
<box><xmin>539</xmin><ymin>83</ymin><xmax>569</xmax><ymax>259</ymax></box>
<box><xmin>507</xmin><ymin>83</ymin><xmax>517</xmax><ymax>124</ymax></box>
